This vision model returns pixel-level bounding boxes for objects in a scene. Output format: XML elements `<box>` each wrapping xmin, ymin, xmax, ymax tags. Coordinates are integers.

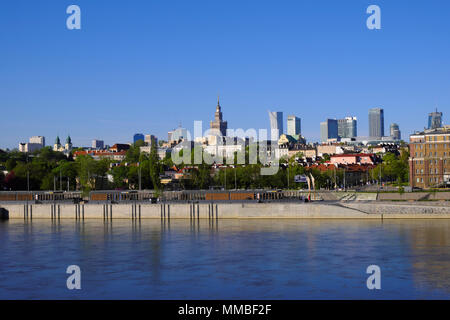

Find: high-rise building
<box><xmin>369</xmin><ymin>108</ymin><xmax>384</xmax><ymax>138</ymax></box>
<box><xmin>18</xmin><ymin>142</ymin><xmax>43</xmax><ymax>153</ymax></box>
<box><xmin>145</xmin><ymin>134</ymin><xmax>157</xmax><ymax>146</ymax></box>
<box><xmin>133</xmin><ymin>133</ymin><xmax>145</xmax><ymax>144</ymax></box>
<box><xmin>287</xmin><ymin>115</ymin><xmax>301</xmax><ymax>136</ymax></box>
<box><xmin>92</xmin><ymin>139</ymin><xmax>104</xmax><ymax>149</ymax></box>
<box><xmin>337</xmin><ymin>117</ymin><xmax>357</xmax><ymax>139</ymax></box>
<box><xmin>390</xmin><ymin>123</ymin><xmax>401</xmax><ymax>140</ymax></box>
<box><xmin>169</xmin><ymin>127</ymin><xmax>188</xmax><ymax>142</ymax></box>
<box><xmin>210</xmin><ymin>96</ymin><xmax>228</xmax><ymax>136</ymax></box>
<box><xmin>29</xmin><ymin>136</ymin><xmax>45</xmax><ymax>147</ymax></box>
<box><xmin>269</xmin><ymin>111</ymin><xmax>283</xmax><ymax>139</ymax></box>
<box><xmin>19</xmin><ymin>135</ymin><xmax>46</xmax><ymax>153</ymax></box>
<box><xmin>320</xmin><ymin>119</ymin><xmax>338</xmax><ymax>142</ymax></box>
<box><xmin>428</xmin><ymin>109</ymin><xmax>443</xmax><ymax>129</ymax></box>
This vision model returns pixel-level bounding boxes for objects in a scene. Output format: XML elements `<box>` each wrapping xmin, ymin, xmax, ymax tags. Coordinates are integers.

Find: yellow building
<box><xmin>409</xmin><ymin>126</ymin><xmax>450</xmax><ymax>188</ymax></box>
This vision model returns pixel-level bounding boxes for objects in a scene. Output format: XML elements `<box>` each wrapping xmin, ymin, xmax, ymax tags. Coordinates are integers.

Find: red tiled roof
<box><xmin>330</xmin><ymin>153</ymin><xmax>374</xmax><ymax>158</ymax></box>
<box><xmin>73</xmin><ymin>150</ymin><xmax>127</xmax><ymax>157</ymax></box>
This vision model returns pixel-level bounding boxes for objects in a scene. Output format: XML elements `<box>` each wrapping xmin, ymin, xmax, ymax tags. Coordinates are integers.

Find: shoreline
<box><xmin>1</xmin><ymin>201</ymin><xmax>450</xmax><ymax>219</ymax></box>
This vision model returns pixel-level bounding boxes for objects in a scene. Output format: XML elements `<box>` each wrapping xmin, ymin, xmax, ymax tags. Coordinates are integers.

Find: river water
<box><xmin>0</xmin><ymin>219</ymin><xmax>449</xmax><ymax>299</ymax></box>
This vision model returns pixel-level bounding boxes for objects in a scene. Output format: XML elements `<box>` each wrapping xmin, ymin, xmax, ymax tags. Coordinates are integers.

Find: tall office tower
<box><xmin>337</xmin><ymin>117</ymin><xmax>357</xmax><ymax>139</ymax></box>
<box><xmin>320</xmin><ymin>119</ymin><xmax>338</xmax><ymax>142</ymax></box>
<box><xmin>390</xmin><ymin>123</ymin><xmax>401</xmax><ymax>140</ymax></box>
<box><xmin>172</xmin><ymin>127</ymin><xmax>187</xmax><ymax>141</ymax></box>
<box><xmin>369</xmin><ymin>108</ymin><xmax>384</xmax><ymax>138</ymax></box>
<box><xmin>92</xmin><ymin>139</ymin><xmax>104</xmax><ymax>149</ymax></box>
<box><xmin>29</xmin><ymin>136</ymin><xmax>45</xmax><ymax>147</ymax></box>
<box><xmin>269</xmin><ymin>111</ymin><xmax>283</xmax><ymax>139</ymax></box>
<box><xmin>210</xmin><ymin>96</ymin><xmax>228</xmax><ymax>136</ymax></box>
<box><xmin>133</xmin><ymin>133</ymin><xmax>145</xmax><ymax>144</ymax></box>
<box><xmin>145</xmin><ymin>134</ymin><xmax>158</xmax><ymax>146</ymax></box>
<box><xmin>287</xmin><ymin>115</ymin><xmax>301</xmax><ymax>136</ymax></box>
<box><xmin>428</xmin><ymin>109</ymin><xmax>443</xmax><ymax>129</ymax></box>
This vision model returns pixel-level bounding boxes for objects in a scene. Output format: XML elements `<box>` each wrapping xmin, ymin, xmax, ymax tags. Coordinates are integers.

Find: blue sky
<box><xmin>1</xmin><ymin>0</ymin><xmax>449</xmax><ymax>149</ymax></box>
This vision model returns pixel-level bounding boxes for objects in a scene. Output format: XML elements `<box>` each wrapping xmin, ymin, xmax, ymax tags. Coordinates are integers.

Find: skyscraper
<box><xmin>133</xmin><ymin>133</ymin><xmax>145</xmax><ymax>144</ymax></box>
<box><xmin>92</xmin><ymin>139</ymin><xmax>104</xmax><ymax>149</ymax></box>
<box><xmin>287</xmin><ymin>115</ymin><xmax>301</xmax><ymax>136</ymax></box>
<box><xmin>29</xmin><ymin>136</ymin><xmax>45</xmax><ymax>147</ymax></box>
<box><xmin>320</xmin><ymin>119</ymin><xmax>338</xmax><ymax>142</ymax></box>
<box><xmin>337</xmin><ymin>117</ymin><xmax>357</xmax><ymax>139</ymax></box>
<box><xmin>428</xmin><ymin>109</ymin><xmax>442</xmax><ymax>129</ymax></box>
<box><xmin>369</xmin><ymin>108</ymin><xmax>384</xmax><ymax>138</ymax></box>
<box><xmin>390</xmin><ymin>123</ymin><xmax>401</xmax><ymax>140</ymax></box>
<box><xmin>145</xmin><ymin>134</ymin><xmax>157</xmax><ymax>146</ymax></box>
<box><xmin>210</xmin><ymin>96</ymin><xmax>228</xmax><ymax>136</ymax></box>
<box><xmin>269</xmin><ymin>111</ymin><xmax>283</xmax><ymax>139</ymax></box>
<box><xmin>170</xmin><ymin>127</ymin><xmax>188</xmax><ymax>142</ymax></box>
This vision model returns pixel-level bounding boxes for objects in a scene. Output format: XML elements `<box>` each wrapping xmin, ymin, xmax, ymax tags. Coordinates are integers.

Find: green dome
<box><xmin>66</xmin><ymin>135</ymin><xmax>72</xmax><ymax>144</ymax></box>
<box><xmin>55</xmin><ymin>136</ymin><xmax>61</xmax><ymax>145</ymax></box>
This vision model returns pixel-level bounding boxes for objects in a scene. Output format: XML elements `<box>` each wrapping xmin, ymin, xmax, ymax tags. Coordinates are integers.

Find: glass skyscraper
<box><xmin>428</xmin><ymin>109</ymin><xmax>442</xmax><ymax>129</ymax></box>
<box><xmin>337</xmin><ymin>117</ymin><xmax>357</xmax><ymax>139</ymax></box>
<box><xmin>133</xmin><ymin>133</ymin><xmax>145</xmax><ymax>144</ymax></box>
<box><xmin>269</xmin><ymin>111</ymin><xmax>283</xmax><ymax>139</ymax></box>
<box><xmin>320</xmin><ymin>119</ymin><xmax>338</xmax><ymax>142</ymax></box>
<box><xmin>390</xmin><ymin>123</ymin><xmax>401</xmax><ymax>140</ymax></box>
<box><xmin>369</xmin><ymin>108</ymin><xmax>384</xmax><ymax>138</ymax></box>
<box><xmin>287</xmin><ymin>115</ymin><xmax>301</xmax><ymax>136</ymax></box>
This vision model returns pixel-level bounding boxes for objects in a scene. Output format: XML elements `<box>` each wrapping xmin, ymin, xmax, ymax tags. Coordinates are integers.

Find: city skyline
<box><xmin>1</xmin><ymin>1</ymin><xmax>450</xmax><ymax>148</ymax></box>
<box><xmin>8</xmin><ymin>103</ymin><xmax>444</xmax><ymax>150</ymax></box>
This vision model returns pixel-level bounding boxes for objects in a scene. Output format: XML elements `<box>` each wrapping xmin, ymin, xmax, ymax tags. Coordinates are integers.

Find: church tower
<box><xmin>53</xmin><ymin>136</ymin><xmax>61</xmax><ymax>152</ymax></box>
<box><xmin>65</xmin><ymin>135</ymin><xmax>72</xmax><ymax>151</ymax></box>
<box><xmin>210</xmin><ymin>96</ymin><xmax>228</xmax><ymax>136</ymax></box>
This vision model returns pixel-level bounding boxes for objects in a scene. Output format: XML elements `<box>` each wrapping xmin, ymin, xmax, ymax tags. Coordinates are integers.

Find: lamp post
<box><xmin>26</xmin><ymin>154</ymin><xmax>35</xmax><ymax>192</ymax></box>
<box><xmin>287</xmin><ymin>163</ymin><xmax>290</xmax><ymax>189</ymax></box>
<box><xmin>234</xmin><ymin>166</ymin><xmax>237</xmax><ymax>190</ymax></box>
<box><xmin>343</xmin><ymin>167</ymin><xmax>346</xmax><ymax>191</ymax></box>
<box><xmin>138</xmin><ymin>162</ymin><xmax>142</xmax><ymax>191</ymax></box>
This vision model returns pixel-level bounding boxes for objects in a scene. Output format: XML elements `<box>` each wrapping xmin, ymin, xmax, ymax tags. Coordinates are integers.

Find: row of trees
<box><xmin>369</xmin><ymin>151</ymin><xmax>409</xmax><ymax>186</ymax></box>
<box><xmin>0</xmin><ymin>143</ymin><xmax>409</xmax><ymax>192</ymax></box>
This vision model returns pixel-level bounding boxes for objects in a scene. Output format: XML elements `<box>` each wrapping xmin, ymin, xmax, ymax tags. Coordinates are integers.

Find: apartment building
<box><xmin>409</xmin><ymin>126</ymin><xmax>450</xmax><ymax>188</ymax></box>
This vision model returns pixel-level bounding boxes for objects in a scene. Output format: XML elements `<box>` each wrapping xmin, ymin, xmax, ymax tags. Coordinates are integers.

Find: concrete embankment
<box><xmin>340</xmin><ymin>202</ymin><xmax>450</xmax><ymax>218</ymax></box>
<box><xmin>0</xmin><ymin>201</ymin><xmax>449</xmax><ymax>219</ymax></box>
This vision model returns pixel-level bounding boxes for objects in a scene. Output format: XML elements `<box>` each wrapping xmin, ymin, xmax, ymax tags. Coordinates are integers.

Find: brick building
<box><xmin>409</xmin><ymin>126</ymin><xmax>450</xmax><ymax>188</ymax></box>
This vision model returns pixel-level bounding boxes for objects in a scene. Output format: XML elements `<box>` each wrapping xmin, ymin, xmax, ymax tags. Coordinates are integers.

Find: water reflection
<box><xmin>0</xmin><ymin>219</ymin><xmax>449</xmax><ymax>299</ymax></box>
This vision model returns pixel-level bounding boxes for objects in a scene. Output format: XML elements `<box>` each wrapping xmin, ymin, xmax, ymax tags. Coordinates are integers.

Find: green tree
<box><xmin>148</xmin><ymin>143</ymin><xmax>161</xmax><ymax>190</ymax></box>
<box><xmin>75</xmin><ymin>155</ymin><xmax>96</xmax><ymax>194</ymax></box>
<box><xmin>111</xmin><ymin>165</ymin><xmax>128</xmax><ymax>189</ymax></box>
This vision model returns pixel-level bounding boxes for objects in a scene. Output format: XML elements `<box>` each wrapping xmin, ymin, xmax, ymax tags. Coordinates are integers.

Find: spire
<box><xmin>216</xmin><ymin>94</ymin><xmax>221</xmax><ymax>113</ymax></box>
<box><xmin>55</xmin><ymin>136</ymin><xmax>61</xmax><ymax>145</ymax></box>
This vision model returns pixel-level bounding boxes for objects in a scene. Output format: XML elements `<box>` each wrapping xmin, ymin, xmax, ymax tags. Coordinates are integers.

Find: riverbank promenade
<box><xmin>1</xmin><ymin>201</ymin><xmax>450</xmax><ymax>220</ymax></box>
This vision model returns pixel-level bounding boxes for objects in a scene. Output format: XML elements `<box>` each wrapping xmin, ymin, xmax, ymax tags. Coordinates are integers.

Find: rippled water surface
<box><xmin>0</xmin><ymin>218</ymin><xmax>449</xmax><ymax>299</ymax></box>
